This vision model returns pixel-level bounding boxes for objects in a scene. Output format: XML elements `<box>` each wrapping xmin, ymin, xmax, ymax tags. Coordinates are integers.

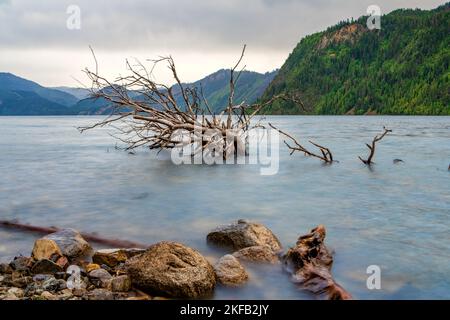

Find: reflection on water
<box><xmin>0</xmin><ymin>116</ymin><xmax>449</xmax><ymax>299</ymax></box>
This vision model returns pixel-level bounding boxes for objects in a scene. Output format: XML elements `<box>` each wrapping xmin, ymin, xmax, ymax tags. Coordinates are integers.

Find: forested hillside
<box><xmin>261</xmin><ymin>3</ymin><xmax>450</xmax><ymax>115</ymax></box>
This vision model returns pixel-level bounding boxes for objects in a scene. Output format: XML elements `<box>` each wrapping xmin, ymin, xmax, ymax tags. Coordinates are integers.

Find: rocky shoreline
<box><xmin>0</xmin><ymin>220</ymin><xmax>351</xmax><ymax>300</ymax></box>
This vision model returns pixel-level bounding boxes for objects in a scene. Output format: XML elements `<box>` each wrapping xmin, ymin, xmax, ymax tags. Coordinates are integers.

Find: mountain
<box><xmin>52</xmin><ymin>86</ymin><xmax>91</xmax><ymax>100</ymax></box>
<box><xmin>73</xmin><ymin>69</ymin><xmax>278</xmax><ymax>115</ymax></box>
<box><xmin>0</xmin><ymin>89</ymin><xmax>73</xmax><ymax>115</ymax></box>
<box><xmin>183</xmin><ymin>69</ymin><xmax>278</xmax><ymax>113</ymax></box>
<box><xmin>0</xmin><ymin>73</ymin><xmax>80</xmax><ymax>115</ymax></box>
<box><xmin>0</xmin><ymin>73</ymin><xmax>78</xmax><ymax>107</ymax></box>
<box><xmin>261</xmin><ymin>3</ymin><xmax>450</xmax><ymax>115</ymax></box>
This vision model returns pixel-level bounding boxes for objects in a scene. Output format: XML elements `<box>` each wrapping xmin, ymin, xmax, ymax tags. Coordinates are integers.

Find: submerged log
<box><xmin>0</xmin><ymin>220</ymin><xmax>147</xmax><ymax>249</ymax></box>
<box><xmin>282</xmin><ymin>225</ymin><xmax>352</xmax><ymax>300</ymax></box>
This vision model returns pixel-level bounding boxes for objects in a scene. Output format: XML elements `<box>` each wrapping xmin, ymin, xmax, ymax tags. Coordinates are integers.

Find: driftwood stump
<box><xmin>282</xmin><ymin>225</ymin><xmax>352</xmax><ymax>300</ymax></box>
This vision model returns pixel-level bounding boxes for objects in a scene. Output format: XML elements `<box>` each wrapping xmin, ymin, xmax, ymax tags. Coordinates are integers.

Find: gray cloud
<box><xmin>0</xmin><ymin>0</ymin><xmax>445</xmax><ymax>86</ymax></box>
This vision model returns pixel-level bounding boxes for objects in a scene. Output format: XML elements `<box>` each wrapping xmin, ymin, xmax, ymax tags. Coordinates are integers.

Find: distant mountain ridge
<box><xmin>260</xmin><ymin>3</ymin><xmax>450</xmax><ymax>115</ymax></box>
<box><xmin>0</xmin><ymin>70</ymin><xmax>277</xmax><ymax>115</ymax></box>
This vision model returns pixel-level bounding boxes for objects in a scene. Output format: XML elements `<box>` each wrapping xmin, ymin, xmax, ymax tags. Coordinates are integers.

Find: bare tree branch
<box><xmin>358</xmin><ymin>126</ymin><xmax>392</xmax><ymax>165</ymax></box>
<box><xmin>268</xmin><ymin>123</ymin><xmax>334</xmax><ymax>163</ymax></box>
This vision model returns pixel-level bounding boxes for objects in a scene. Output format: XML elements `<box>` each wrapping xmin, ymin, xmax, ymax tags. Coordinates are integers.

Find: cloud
<box><xmin>0</xmin><ymin>0</ymin><xmax>445</xmax><ymax>86</ymax></box>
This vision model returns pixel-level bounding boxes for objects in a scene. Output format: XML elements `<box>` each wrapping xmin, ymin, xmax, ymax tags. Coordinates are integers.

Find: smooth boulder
<box><xmin>124</xmin><ymin>241</ymin><xmax>215</xmax><ymax>298</ymax></box>
<box><xmin>213</xmin><ymin>255</ymin><xmax>248</xmax><ymax>286</ymax></box>
<box><xmin>207</xmin><ymin>219</ymin><xmax>282</xmax><ymax>252</ymax></box>
<box><xmin>31</xmin><ymin>229</ymin><xmax>92</xmax><ymax>261</ymax></box>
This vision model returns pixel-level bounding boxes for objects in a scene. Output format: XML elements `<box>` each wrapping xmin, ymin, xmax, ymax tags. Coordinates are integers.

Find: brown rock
<box><xmin>88</xmin><ymin>268</ymin><xmax>112</xmax><ymax>289</ymax></box>
<box><xmin>111</xmin><ymin>275</ymin><xmax>131</xmax><ymax>292</ymax></box>
<box><xmin>0</xmin><ymin>263</ymin><xmax>13</xmax><ymax>274</ymax></box>
<box><xmin>31</xmin><ymin>259</ymin><xmax>63</xmax><ymax>275</ymax></box>
<box><xmin>87</xmin><ymin>288</ymin><xmax>114</xmax><ymax>300</ymax></box>
<box><xmin>233</xmin><ymin>245</ymin><xmax>280</xmax><ymax>264</ymax></box>
<box><xmin>86</xmin><ymin>263</ymin><xmax>101</xmax><ymax>273</ymax></box>
<box><xmin>213</xmin><ymin>255</ymin><xmax>248</xmax><ymax>286</ymax></box>
<box><xmin>92</xmin><ymin>248</ymin><xmax>146</xmax><ymax>268</ymax></box>
<box><xmin>125</xmin><ymin>241</ymin><xmax>215</xmax><ymax>298</ymax></box>
<box><xmin>31</xmin><ymin>229</ymin><xmax>92</xmax><ymax>261</ymax></box>
<box><xmin>9</xmin><ymin>256</ymin><xmax>33</xmax><ymax>272</ymax></box>
<box><xmin>55</xmin><ymin>256</ymin><xmax>69</xmax><ymax>269</ymax></box>
<box><xmin>207</xmin><ymin>219</ymin><xmax>282</xmax><ymax>252</ymax></box>
<box><xmin>282</xmin><ymin>225</ymin><xmax>352</xmax><ymax>300</ymax></box>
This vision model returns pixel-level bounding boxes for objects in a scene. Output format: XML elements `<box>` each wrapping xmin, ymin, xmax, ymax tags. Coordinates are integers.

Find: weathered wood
<box><xmin>0</xmin><ymin>220</ymin><xmax>147</xmax><ymax>249</ymax></box>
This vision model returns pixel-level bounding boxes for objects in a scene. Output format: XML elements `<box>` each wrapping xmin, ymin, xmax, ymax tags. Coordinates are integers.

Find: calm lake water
<box><xmin>0</xmin><ymin>116</ymin><xmax>449</xmax><ymax>299</ymax></box>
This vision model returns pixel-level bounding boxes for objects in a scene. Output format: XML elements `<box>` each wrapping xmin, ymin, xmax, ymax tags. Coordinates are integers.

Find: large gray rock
<box><xmin>213</xmin><ymin>255</ymin><xmax>248</xmax><ymax>286</ymax></box>
<box><xmin>207</xmin><ymin>219</ymin><xmax>282</xmax><ymax>252</ymax></box>
<box><xmin>31</xmin><ymin>229</ymin><xmax>92</xmax><ymax>261</ymax></box>
<box><xmin>233</xmin><ymin>245</ymin><xmax>280</xmax><ymax>264</ymax></box>
<box><xmin>124</xmin><ymin>241</ymin><xmax>215</xmax><ymax>298</ymax></box>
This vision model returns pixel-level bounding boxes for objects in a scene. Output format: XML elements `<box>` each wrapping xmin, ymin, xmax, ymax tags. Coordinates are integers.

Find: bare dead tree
<box><xmin>358</xmin><ymin>126</ymin><xmax>392</xmax><ymax>165</ymax></box>
<box><xmin>79</xmin><ymin>45</ymin><xmax>301</xmax><ymax>159</ymax></box>
<box><xmin>268</xmin><ymin>123</ymin><xmax>334</xmax><ymax>163</ymax></box>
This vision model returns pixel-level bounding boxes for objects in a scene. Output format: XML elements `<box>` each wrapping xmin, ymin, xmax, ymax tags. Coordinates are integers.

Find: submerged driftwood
<box><xmin>282</xmin><ymin>225</ymin><xmax>352</xmax><ymax>300</ymax></box>
<box><xmin>0</xmin><ymin>220</ymin><xmax>147</xmax><ymax>249</ymax></box>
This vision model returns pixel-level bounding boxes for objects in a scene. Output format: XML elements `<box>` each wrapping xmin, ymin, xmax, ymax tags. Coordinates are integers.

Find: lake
<box><xmin>0</xmin><ymin>115</ymin><xmax>449</xmax><ymax>299</ymax></box>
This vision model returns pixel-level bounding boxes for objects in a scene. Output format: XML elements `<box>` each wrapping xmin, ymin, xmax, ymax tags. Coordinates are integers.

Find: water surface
<box><xmin>0</xmin><ymin>116</ymin><xmax>449</xmax><ymax>299</ymax></box>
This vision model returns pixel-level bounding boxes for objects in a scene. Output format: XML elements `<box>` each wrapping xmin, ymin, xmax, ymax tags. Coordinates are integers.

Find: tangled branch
<box><xmin>79</xmin><ymin>46</ymin><xmax>296</xmax><ymax>159</ymax></box>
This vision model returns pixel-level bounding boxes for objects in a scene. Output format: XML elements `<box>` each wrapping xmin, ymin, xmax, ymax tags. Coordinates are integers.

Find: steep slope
<box><xmin>261</xmin><ymin>3</ymin><xmax>450</xmax><ymax>115</ymax></box>
<box><xmin>0</xmin><ymin>73</ymin><xmax>78</xmax><ymax>107</ymax></box>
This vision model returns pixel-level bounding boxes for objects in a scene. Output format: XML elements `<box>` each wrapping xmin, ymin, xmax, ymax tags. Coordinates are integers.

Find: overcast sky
<box><xmin>0</xmin><ymin>0</ymin><xmax>445</xmax><ymax>87</ymax></box>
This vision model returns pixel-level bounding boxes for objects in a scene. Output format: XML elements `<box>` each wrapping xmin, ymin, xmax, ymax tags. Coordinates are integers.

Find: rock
<box><xmin>92</xmin><ymin>248</ymin><xmax>146</xmax><ymax>268</ymax></box>
<box><xmin>233</xmin><ymin>245</ymin><xmax>280</xmax><ymax>264</ymax></box>
<box><xmin>31</xmin><ymin>259</ymin><xmax>63</xmax><ymax>274</ymax></box>
<box><xmin>55</xmin><ymin>256</ymin><xmax>69</xmax><ymax>269</ymax></box>
<box><xmin>86</xmin><ymin>263</ymin><xmax>101</xmax><ymax>273</ymax></box>
<box><xmin>213</xmin><ymin>255</ymin><xmax>248</xmax><ymax>286</ymax></box>
<box><xmin>72</xmin><ymin>288</ymin><xmax>87</xmax><ymax>297</ymax></box>
<box><xmin>0</xmin><ymin>263</ymin><xmax>13</xmax><ymax>274</ymax></box>
<box><xmin>54</xmin><ymin>272</ymin><xmax>67</xmax><ymax>280</ymax></box>
<box><xmin>31</xmin><ymin>229</ymin><xmax>92</xmax><ymax>261</ymax></box>
<box><xmin>40</xmin><ymin>291</ymin><xmax>57</xmax><ymax>300</ymax></box>
<box><xmin>32</xmin><ymin>274</ymin><xmax>53</xmax><ymax>282</ymax></box>
<box><xmin>87</xmin><ymin>288</ymin><xmax>114</xmax><ymax>300</ymax></box>
<box><xmin>42</xmin><ymin>277</ymin><xmax>60</xmax><ymax>292</ymax></box>
<box><xmin>282</xmin><ymin>225</ymin><xmax>352</xmax><ymax>300</ymax></box>
<box><xmin>88</xmin><ymin>268</ymin><xmax>112</xmax><ymax>289</ymax></box>
<box><xmin>57</xmin><ymin>288</ymin><xmax>73</xmax><ymax>300</ymax></box>
<box><xmin>10</xmin><ymin>273</ymin><xmax>32</xmax><ymax>288</ymax></box>
<box><xmin>7</xmin><ymin>287</ymin><xmax>24</xmax><ymax>299</ymax></box>
<box><xmin>393</xmin><ymin>159</ymin><xmax>404</xmax><ymax>164</ymax></box>
<box><xmin>125</xmin><ymin>241</ymin><xmax>216</xmax><ymax>298</ymax></box>
<box><xmin>111</xmin><ymin>275</ymin><xmax>131</xmax><ymax>292</ymax></box>
<box><xmin>207</xmin><ymin>219</ymin><xmax>282</xmax><ymax>252</ymax></box>
<box><xmin>10</xmin><ymin>256</ymin><xmax>33</xmax><ymax>272</ymax></box>
<box><xmin>2</xmin><ymin>292</ymin><xmax>20</xmax><ymax>300</ymax></box>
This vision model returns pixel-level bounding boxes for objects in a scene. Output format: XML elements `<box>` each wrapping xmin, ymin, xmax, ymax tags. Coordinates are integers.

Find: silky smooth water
<box><xmin>0</xmin><ymin>116</ymin><xmax>449</xmax><ymax>299</ymax></box>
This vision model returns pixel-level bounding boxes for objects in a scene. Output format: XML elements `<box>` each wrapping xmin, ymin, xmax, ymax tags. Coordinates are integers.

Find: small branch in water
<box><xmin>0</xmin><ymin>220</ymin><xmax>147</xmax><ymax>249</ymax></box>
<box><xmin>268</xmin><ymin>123</ymin><xmax>335</xmax><ymax>163</ymax></box>
<box><xmin>359</xmin><ymin>126</ymin><xmax>392</xmax><ymax>165</ymax></box>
